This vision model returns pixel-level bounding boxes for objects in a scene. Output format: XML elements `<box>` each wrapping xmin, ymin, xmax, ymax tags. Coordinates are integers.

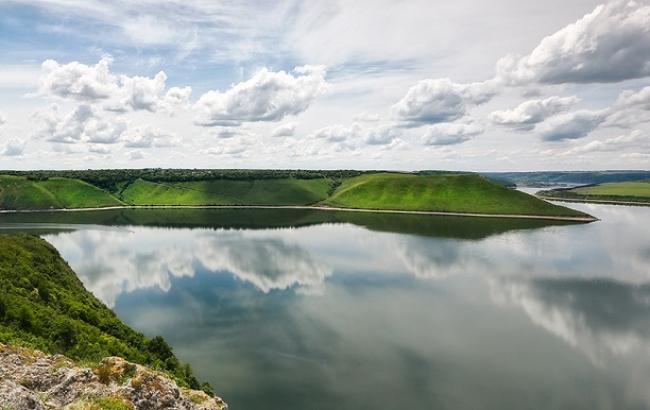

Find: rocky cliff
<box><xmin>0</xmin><ymin>344</ymin><xmax>227</xmax><ymax>410</ymax></box>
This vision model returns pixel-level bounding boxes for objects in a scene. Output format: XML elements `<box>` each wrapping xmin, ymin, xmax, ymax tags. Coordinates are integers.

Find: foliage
<box><xmin>0</xmin><ymin>234</ymin><xmax>213</xmax><ymax>395</ymax></box>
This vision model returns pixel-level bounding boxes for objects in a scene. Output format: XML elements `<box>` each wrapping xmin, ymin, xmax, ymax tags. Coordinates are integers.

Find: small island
<box><xmin>0</xmin><ymin>170</ymin><xmax>595</xmax><ymax>222</ymax></box>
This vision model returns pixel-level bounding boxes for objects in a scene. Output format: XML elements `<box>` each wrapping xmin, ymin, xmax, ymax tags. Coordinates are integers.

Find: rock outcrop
<box><xmin>0</xmin><ymin>344</ymin><xmax>227</xmax><ymax>410</ymax></box>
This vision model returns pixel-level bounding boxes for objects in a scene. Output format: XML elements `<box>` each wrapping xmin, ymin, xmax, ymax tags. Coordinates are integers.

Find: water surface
<box><xmin>1</xmin><ymin>204</ymin><xmax>649</xmax><ymax>409</ymax></box>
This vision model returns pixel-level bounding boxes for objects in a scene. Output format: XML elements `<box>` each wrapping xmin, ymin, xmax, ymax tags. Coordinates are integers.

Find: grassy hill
<box><xmin>0</xmin><ymin>234</ymin><xmax>213</xmax><ymax>395</ymax></box>
<box><xmin>120</xmin><ymin>177</ymin><xmax>332</xmax><ymax>206</ymax></box>
<box><xmin>0</xmin><ymin>175</ymin><xmax>123</xmax><ymax>210</ymax></box>
<box><xmin>324</xmin><ymin>173</ymin><xmax>587</xmax><ymax>217</ymax></box>
<box><xmin>0</xmin><ymin>171</ymin><xmax>592</xmax><ymax>219</ymax></box>
<box><xmin>539</xmin><ymin>180</ymin><xmax>650</xmax><ymax>203</ymax></box>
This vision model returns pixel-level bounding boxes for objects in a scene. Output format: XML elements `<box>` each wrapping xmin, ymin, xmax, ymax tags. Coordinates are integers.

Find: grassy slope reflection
<box><xmin>0</xmin><ymin>208</ymin><xmax>581</xmax><ymax>240</ymax></box>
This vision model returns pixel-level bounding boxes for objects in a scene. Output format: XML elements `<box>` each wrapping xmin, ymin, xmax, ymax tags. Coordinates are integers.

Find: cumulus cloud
<box><xmin>107</xmin><ymin>72</ymin><xmax>192</xmax><ymax>113</ymax></box>
<box><xmin>616</xmin><ymin>85</ymin><xmax>650</xmax><ymax>110</ymax></box>
<box><xmin>39</xmin><ymin>56</ymin><xmax>119</xmax><ymax>101</ymax></box>
<box><xmin>392</xmin><ymin>78</ymin><xmax>495</xmax><ymax>126</ymax></box>
<box><xmin>39</xmin><ymin>57</ymin><xmax>191</xmax><ymax>114</ymax></box>
<box><xmin>2</xmin><ymin>139</ymin><xmax>25</xmax><ymax>156</ymax></box>
<box><xmin>496</xmin><ymin>1</ymin><xmax>650</xmax><ymax>85</ymax></box>
<box><xmin>123</xmin><ymin>125</ymin><xmax>176</xmax><ymax>148</ymax></box>
<box><xmin>127</xmin><ymin>150</ymin><xmax>145</xmax><ymax>160</ymax></box>
<box><xmin>422</xmin><ymin>123</ymin><xmax>483</xmax><ymax>146</ymax></box>
<box><xmin>563</xmin><ymin>130</ymin><xmax>649</xmax><ymax>155</ymax></box>
<box><xmin>354</xmin><ymin>112</ymin><xmax>380</xmax><ymax>122</ymax></box>
<box><xmin>0</xmin><ymin>111</ymin><xmax>6</xmax><ymax>125</ymax></box>
<box><xmin>489</xmin><ymin>96</ymin><xmax>580</xmax><ymax>130</ymax></box>
<box><xmin>271</xmin><ymin>122</ymin><xmax>298</xmax><ymax>138</ymax></box>
<box><xmin>310</xmin><ymin>123</ymin><xmax>398</xmax><ymax>147</ymax></box>
<box><xmin>364</xmin><ymin>125</ymin><xmax>398</xmax><ymax>145</ymax></box>
<box><xmin>537</xmin><ymin>109</ymin><xmax>608</xmax><ymax>141</ymax></box>
<box><xmin>33</xmin><ymin>104</ymin><xmax>126</xmax><ymax>144</ymax></box>
<box><xmin>194</xmin><ymin>65</ymin><xmax>326</xmax><ymax>126</ymax></box>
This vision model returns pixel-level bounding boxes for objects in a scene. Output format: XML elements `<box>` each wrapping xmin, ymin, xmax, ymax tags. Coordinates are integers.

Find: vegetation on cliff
<box><xmin>0</xmin><ymin>234</ymin><xmax>213</xmax><ymax>396</ymax></box>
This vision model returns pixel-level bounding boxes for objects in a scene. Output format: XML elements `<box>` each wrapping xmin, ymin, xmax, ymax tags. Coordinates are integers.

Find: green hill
<box><xmin>0</xmin><ymin>234</ymin><xmax>212</xmax><ymax>395</ymax></box>
<box><xmin>539</xmin><ymin>180</ymin><xmax>650</xmax><ymax>203</ymax></box>
<box><xmin>324</xmin><ymin>173</ymin><xmax>587</xmax><ymax>217</ymax></box>
<box><xmin>0</xmin><ymin>175</ymin><xmax>123</xmax><ymax>210</ymax></box>
<box><xmin>0</xmin><ymin>171</ymin><xmax>593</xmax><ymax>219</ymax></box>
<box><xmin>119</xmin><ymin>177</ymin><xmax>332</xmax><ymax>206</ymax></box>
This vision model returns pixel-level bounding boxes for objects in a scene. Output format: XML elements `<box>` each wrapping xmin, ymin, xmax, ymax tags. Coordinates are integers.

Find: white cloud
<box><xmin>489</xmin><ymin>96</ymin><xmax>580</xmax><ymax>130</ymax></box>
<box><xmin>39</xmin><ymin>56</ymin><xmax>118</xmax><ymax>101</ymax></box>
<box><xmin>0</xmin><ymin>111</ymin><xmax>6</xmax><ymax>125</ymax></box>
<box><xmin>496</xmin><ymin>1</ymin><xmax>650</xmax><ymax>85</ymax></box>
<box><xmin>392</xmin><ymin>78</ymin><xmax>495</xmax><ymax>126</ymax></box>
<box><xmin>422</xmin><ymin>123</ymin><xmax>483</xmax><ymax>146</ymax></box>
<box><xmin>271</xmin><ymin>122</ymin><xmax>298</xmax><ymax>138</ymax></box>
<box><xmin>33</xmin><ymin>104</ymin><xmax>126</xmax><ymax>145</ymax></box>
<box><xmin>364</xmin><ymin>125</ymin><xmax>398</xmax><ymax>145</ymax></box>
<box><xmin>537</xmin><ymin>109</ymin><xmax>608</xmax><ymax>141</ymax></box>
<box><xmin>127</xmin><ymin>150</ymin><xmax>145</xmax><ymax>160</ymax></box>
<box><xmin>563</xmin><ymin>130</ymin><xmax>649</xmax><ymax>155</ymax></box>
<box><xmin>40</xmin><ymin>57</ymin><xmax>191</xmax><ymax>114</ymax></box>
<box><xmin>88</xmin><ymin>145</ymin><xmax>111</xmax><ymax>155</ymax></box>
<box><xmin>354</xmin><ymin>112</ymin><xmax>380</xmax><ymax>122</ymax></box>
<box><xmin>123</xmin><ymin>125</ymin><xmax>176</xmax><ymax>148</ymax></box>
<box><xmin>616</xmin><ymin>85</ymin><xmax>650</xmax><ymax>110</ymax></box>
<box><xmin>2</xmin><ymin>139</ymin><xmax>25</xmax><ymax>156</ymax></box>
<box><xmin>310</xmin><ymin>124</ymin><xmax>360</xmax><ymax>143</ymax></box>
<box><xmin>310</xmin><ymin>123</ymin><xmax>400</xmax><ymax>147</ymax></box>
<box><xmin>194</xmin><ymin>66</ymin><xmax>327</xmax><ymax>126</ymax></box>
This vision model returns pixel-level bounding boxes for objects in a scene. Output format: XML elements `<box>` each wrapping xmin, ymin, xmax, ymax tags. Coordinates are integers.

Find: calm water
<box><xmin>1</xmin><ymin>203</ymin><xmax>649</xmax><ymax>410</ymax></box>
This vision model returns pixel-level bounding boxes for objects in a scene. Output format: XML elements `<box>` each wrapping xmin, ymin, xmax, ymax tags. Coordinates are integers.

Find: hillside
<box><xmin>0</xmin><ymin>175</ymin><xmax>123</xmax><ymax>210</ymax></box>
<box><xmin>0</xmin><ymin>170</ymin><xmax>593</xmax><ymax>219</ymax></box>
<box><xmin>120</xmin><ymin>177</ymin><xmax>333</xmax><ymax>206</ymax></box>
<box><xmin>0</xmin><ymin>234</ymin><xmax>213</xmax><ymax>395</ymax></box>
<box><xmin>538</xmin><ymin>180</ymin><xmax>650</xmax><ymax>204</ymax></box>
<box><xmin>324</xmin><ymin>173</ymin><xmax>588</xmax><ymax>217</ymax></box>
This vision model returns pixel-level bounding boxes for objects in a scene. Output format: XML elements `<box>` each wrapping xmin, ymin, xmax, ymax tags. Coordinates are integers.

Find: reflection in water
<box><xmin>45</xmin><ymin>229</ymin><xmax>331</xmax><ymax>306</ymax></box>
<box><xmin>11</xmin><ymin>203</ymin><xmax>647</xmax><ymax>409</ymax></box>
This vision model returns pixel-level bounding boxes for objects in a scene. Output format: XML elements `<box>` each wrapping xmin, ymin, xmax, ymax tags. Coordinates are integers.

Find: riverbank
<box><xmin>0</xmin><ymin>204</ymin><xmax>598</xmax><ymax>222</ymax></box>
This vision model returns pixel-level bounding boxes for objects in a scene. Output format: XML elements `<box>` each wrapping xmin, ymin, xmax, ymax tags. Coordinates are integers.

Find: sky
<box><xmin>0</xmin><ymin>0</ymin><xmax>649</xmax><ymax>171</ymax></box>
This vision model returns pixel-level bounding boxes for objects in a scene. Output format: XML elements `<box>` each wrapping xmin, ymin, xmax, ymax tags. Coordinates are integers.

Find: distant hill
<box><xmin>538</xmin><ymin>180</ymin><xmax>650</xmax><ymax>204</ymax></box>
<box><xmin>482</xmin><ymin>170</ymin><xmax>650</xmax><ymax>187</ymax></box>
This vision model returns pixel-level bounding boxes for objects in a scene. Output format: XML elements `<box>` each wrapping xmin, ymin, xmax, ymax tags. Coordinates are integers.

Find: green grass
<box><xmin>539</xmin><ymin>180</ymin><xmax>650</xmax><ymax>203</ymax></box>
<box><xmin>119</xmin><ymin>177</ymin><xmax>332</xmax><ymax>206</ymax></box>
<box><xmin>0</xmin><ymin>234</ymin><xmax>211</xmax><ymax>395</ymax></box>
<box><xmin>324</xmin><ymin>172</ymin><xmax>587</xmax><ymax>217</ymax></box>
<box><xmin>0</xmin><ymin>175</ymin><xmax>123</xmax><ymax>210</ymax></box>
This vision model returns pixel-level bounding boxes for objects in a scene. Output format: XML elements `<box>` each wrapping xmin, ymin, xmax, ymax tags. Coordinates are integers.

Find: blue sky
<box><xmin>0</xmin><ymin>0</ymin><xmax>648</xmax><ymax>170</ymax></box>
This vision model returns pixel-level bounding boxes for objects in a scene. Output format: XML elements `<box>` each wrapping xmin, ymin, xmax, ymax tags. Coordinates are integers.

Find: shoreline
<box><xmin>0</xmin><ymin>204</ymin><xmax>598</xmax><ymax>222</ymax></box>
<box><xmin>537</xmin><ymin>196</ymin><xmax>650</xmax><ymax>207</ymax></box>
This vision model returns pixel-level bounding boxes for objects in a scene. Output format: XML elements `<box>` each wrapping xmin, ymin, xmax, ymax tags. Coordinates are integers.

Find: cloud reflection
<box><xmin>44</xmin><ymin>228</ymin><xmax>331</xmax><ymax>306</ymax></box>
